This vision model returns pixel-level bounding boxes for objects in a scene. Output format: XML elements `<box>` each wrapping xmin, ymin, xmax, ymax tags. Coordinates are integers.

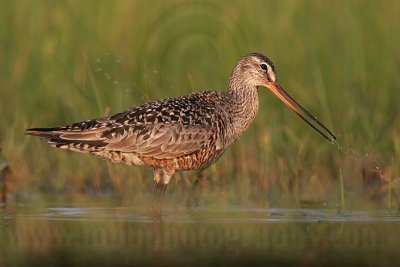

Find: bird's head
<box><xmin>229</xmin><ymin>52</ymin><xmax>277</xmax><ymax>89</ymax></box>
<box><xmin>229</xmin><ymin>52</ymin><xmax>336</xmax><ymax>142</ymax></box>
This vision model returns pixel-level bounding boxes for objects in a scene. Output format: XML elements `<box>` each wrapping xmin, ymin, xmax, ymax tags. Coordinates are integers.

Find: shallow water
<box><xmin>4</xmin><ymin>206</ymin><xmax>400</xmax><ymax>223</ymax></box>
<box><xmin>1</xmin><ymin>204</ymin><xmax>400</xmax><ymax>266</ymax></box>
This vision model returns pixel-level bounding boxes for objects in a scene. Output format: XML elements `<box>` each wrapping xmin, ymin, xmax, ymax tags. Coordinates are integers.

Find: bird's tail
<box><xmin>26</xmin><ymin>126</ymin><xmax>107</xmax><ymax>153</ymax></box>
<box><xmin>26</xmin><ymin>127</ymin><xmax>65</xmax><ymax>138</ymax></box>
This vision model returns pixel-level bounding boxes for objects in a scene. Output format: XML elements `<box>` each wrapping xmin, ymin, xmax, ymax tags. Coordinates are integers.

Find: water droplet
<box><xmin>96</xmin><ymin>58</ymin><xmax>101</xmax><ymax>63</ymax></box>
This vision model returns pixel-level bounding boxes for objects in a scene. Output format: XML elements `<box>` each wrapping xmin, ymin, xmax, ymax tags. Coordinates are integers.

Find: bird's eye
<box><xmin>260</xmin><ymin>64</ymin><xmax>268</xmax><ymax>71</ymax></box>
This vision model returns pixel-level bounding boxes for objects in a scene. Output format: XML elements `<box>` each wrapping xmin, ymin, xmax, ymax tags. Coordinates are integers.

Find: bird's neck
<box><xmin>225</xmin><ymin>85</ymin><xmax>259</xmax><ymax>143</ymax></box>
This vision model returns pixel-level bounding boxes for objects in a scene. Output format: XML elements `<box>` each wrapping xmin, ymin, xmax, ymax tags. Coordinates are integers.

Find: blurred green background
<box><xmin>1</xmin><ymin>0</ymin><xmax>399</xmax><ymax>209</ymax></box>
<box><xmin>2</xmin><ymin>1</ymin><xmax>400</xmax><ymax>266</ymax></box>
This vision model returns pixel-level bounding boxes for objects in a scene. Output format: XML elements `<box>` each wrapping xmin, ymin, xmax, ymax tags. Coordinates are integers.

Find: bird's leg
<box><xmin>160</xmin><ymin>183</ymin><xmax>168</xmax><ymax>203</ymax></box>
<box><xmin>153</xmin><ymin>173</ymin><xmax>161</xmax><ymax>196</ymax></box>
<box><xmin>152</xmin><ymin>169</ymin><xmax>163</xmax><ymax>211</ymax></box>
<box><xmin>158</xmin><ymin>169</ymin><xmax>174</xmax><ymax>205</ymax></box>
<box><xmin>151</xmin><ymin>169</ymin><xmax>174</xmax><ymax>213</ymax></box>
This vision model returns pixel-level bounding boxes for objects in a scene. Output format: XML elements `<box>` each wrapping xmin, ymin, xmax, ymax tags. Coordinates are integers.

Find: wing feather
<box><xmin>27</xmin><ymin>90</ymin><xmax>225</xmax><ymax>159</ymax></box>
<box><xmin>103</xmin><ymin>123</ymin><xmax>214</xmax><ymax>159</ymax></box>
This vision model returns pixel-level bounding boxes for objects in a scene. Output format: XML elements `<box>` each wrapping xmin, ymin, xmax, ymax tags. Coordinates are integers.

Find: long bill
<box><xmin>268</xmin><ymin>82</ymin><xmax>336</xmax><ymax>142</ymax></box>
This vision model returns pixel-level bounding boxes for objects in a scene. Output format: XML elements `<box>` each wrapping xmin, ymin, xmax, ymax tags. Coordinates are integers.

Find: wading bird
<box><xmin>27</xmin><ymin>53</ymin><xmax>336</xmax><ymax>205</ymax></box>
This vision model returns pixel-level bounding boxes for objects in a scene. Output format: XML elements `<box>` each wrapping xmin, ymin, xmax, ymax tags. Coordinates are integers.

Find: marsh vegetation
<box><xmin>0</xmin><ymin>0</ymin><xmax>399</xmax><ymax>265</ymax></box>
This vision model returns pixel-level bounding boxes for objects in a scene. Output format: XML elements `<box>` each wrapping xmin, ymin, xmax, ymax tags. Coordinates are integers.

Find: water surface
<box><xmin>1</xmin><ymin>204</ymin><xmax>400</xmax><ymax>266</ymax></box>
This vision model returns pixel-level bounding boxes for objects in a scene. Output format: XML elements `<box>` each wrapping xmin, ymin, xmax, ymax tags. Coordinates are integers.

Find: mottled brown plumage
<box><xmin>27</xmin><ymin>52</ymin><xmax>336</xmax><ymax>203</ymax></box>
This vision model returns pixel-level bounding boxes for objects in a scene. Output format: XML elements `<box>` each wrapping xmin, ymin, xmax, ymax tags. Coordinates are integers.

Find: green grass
<box><xmin>0</xmin><ymin>0</ymin><xmax>399</xmax><ymax>209</ymax></box>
